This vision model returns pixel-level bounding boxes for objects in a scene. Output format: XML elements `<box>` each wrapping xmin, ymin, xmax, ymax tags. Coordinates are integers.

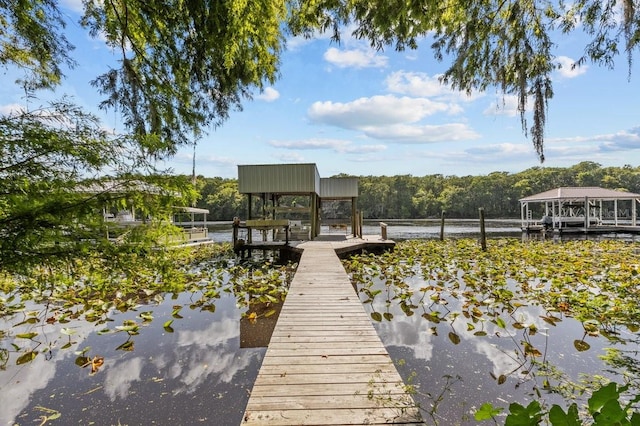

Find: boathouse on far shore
<box><xmin>237</xmin><ymin>163</ymin><xmax>359</xmax><ymax>240</ymax></box>
<box><xmin>520</xmin><ymin>186</ymin><xmax>640</xmax><ymax>232</ymax></box>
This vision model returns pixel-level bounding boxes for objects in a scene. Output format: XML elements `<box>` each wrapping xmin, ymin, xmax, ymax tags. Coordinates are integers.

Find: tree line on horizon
<box><xmin>194</xmin><ymin>162</ymin><xmax>640</xmax><ymax>221</ymax></box>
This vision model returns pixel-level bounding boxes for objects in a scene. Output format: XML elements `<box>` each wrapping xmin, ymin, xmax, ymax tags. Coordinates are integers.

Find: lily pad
<box><xmin>573</xmin><ymin>339</ymin><xmax>591</xmax><ymax>352</ymax></box>
<box><xmin>16</xmin><ymin>351</ymin><xmax>37</xmax><ymax>365</ymax></box>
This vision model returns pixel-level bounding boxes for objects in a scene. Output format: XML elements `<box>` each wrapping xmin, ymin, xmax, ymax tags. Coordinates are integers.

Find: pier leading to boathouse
<box><xmin>241</xmin><ymin>241</ymin><xmax>423</xmax><ymax>425</ymax></box>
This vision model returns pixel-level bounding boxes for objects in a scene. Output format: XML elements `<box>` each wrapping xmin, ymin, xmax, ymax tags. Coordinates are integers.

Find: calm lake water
<box><xmin>1</xmin><ymin>221</ymin><xmax>638</xmax><ymax>425</ymax></box>
<box><xmin>207</xmin><ymin>218</ymin><xmax>525</xmax><ymax>242</ymax></box>
<box><xmin>1</xmin><ymin>284</ymin><xmax>265</xmax><ymax>425</ymax></box>
<box><xmin>355</xmin><ymin>275</ymin><xmax>639</xmax><ymax>423</ymax></box>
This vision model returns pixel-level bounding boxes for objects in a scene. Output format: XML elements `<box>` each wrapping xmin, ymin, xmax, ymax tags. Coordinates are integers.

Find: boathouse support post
<box><xmin>584</xmin><ymin>196</ymin><xmax>589</xmax><ymax>232</ymax></box>
<box><xmin>310</xmin><ymin>192</ymin><xmax>318</xmax><ymax>239</ymax></box>
<box><xmin>633</xmin><ymin>199</ymin><xmax>638</xmax><ymax>226</ymax></box>
<box><xmin>351</xmin><ymin>196</ymin><xmax>357</xmax><ymax>237</ymax></box>
<box><xmin>479</xmin><ymin>207</ymin><xmax>487</xmax><ymax>251</ymax></box>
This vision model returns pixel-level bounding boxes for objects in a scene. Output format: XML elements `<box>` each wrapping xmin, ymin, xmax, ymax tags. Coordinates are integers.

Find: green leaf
<box><xmin>60</xmin><ymin>327</ymin><xmax>76</xmax><ymax>336</ymax></box>
<box><xmin>116</xmin><ymin>340</ymin><xmax>134</xmax><ymax>351</ymax></box>
<box><xmin>15</xmin><ymin>332</ymin><xmax>38</xmax><ymax>339</ymax></box>
<box><xmin>549</xmin><ymin>403</ymin><xmax>581</xmax><ymax>425</ymax></box>
<box><xmin>75</xmin><ymin>356</ymin><xmax>91</xmax><ymax>367</ymax></box>
<box><xmin>371</xmin><ymin>312</ymin><xmax>382</xmax><ymax>322</ymax></box>
<box><xmin>505</xmin><ymin>401</ymin><xmax>543</xmax><ymax>426</ymax></box>
<box><xmin>573</xmin><ymin>339</ymin><xmax>591</xmax><ymax>352</ymax></box>
<box><xmin>139</xmin><ymin>311</ymin><xmax>153</xmax><ymax>322</ymax></box>
<box><xmin>474</xmin><ymin>403</ymin><xmax>503</xmax><ymax>421</ymax></box>
<box><xmin>75</xmin><ymin>346</ymin><xmax>91</xmax><ymax>356</ymax></box>
<box><xmin>16</xmin><ymin>351</ymin><xmax>37</xmax><ymax>365</ymax></box>
<box><xmin>588</xmin><ymin>382</ymin><xmax>619</xmax><ymax>415</ymax></box>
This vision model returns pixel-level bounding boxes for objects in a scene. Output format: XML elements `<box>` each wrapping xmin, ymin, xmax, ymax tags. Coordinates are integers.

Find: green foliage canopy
<box><xmin>82</xmin><ymin>0</ymin><xmax>287</xmax><ymax>155</ymax></box>
<box><xmin>0</xmin><ymin>100</ymin><xmax>198</xmax><ymax>273</ymax></box>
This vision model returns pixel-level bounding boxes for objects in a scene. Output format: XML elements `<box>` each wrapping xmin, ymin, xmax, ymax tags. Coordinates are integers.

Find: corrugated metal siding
<box><xmin>320</xmin><ymin>178</ymin><xmax>358</xmax><ymax>198</ymax></box>
<box><xmin>238</xmin><ymin>164</ymin><xmax>320</xmax><ymax>194</ymax></box>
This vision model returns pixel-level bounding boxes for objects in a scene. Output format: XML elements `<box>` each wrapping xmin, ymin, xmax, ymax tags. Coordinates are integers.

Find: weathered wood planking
<box><xmin>242</xmin><ymin>242</ymin><xmax>423</xmax><ymax>425</ymax></box>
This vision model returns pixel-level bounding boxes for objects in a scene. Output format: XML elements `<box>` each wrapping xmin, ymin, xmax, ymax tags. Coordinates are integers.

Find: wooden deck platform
<box><xmin>235</xmin><ymin>234</ymin><xmax>396</xmax><ymax>260</ymax></box>
<box><xmin>242</xmin><ymin>242</ymin><xmax>422</xmax><ymax>425</ymax></box>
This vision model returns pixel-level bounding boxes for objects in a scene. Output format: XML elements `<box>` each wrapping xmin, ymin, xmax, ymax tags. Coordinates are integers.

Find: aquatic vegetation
<box><xmin>476</xmin><ymin>382</ymin><xmax>640</xmax><ymax>425</ymax></box>
<box><xmin>345</xmin><ymin>238</ymin><xmax>640</xmax><ymax>334</ymax></box>
<box><xmin>343</xmin><ymin>238</ymin><xmax>640</xmax><ymax>422</ymax></box>
<box><xmin>0</xmin><ymin>243</ymin><xmax>294</xmax><ymax>369</ymax></box>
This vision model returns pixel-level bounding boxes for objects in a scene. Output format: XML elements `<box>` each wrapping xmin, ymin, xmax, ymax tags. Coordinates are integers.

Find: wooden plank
<box><xmin>258</xmin><ymin>363</ymin><xmax>399</xmax><ymax>375</ymax></box>
<box><xmin>247</xmin><ymin>382</ymin><xmax>407</xmax><ymax>397</ymax></box>
<box><xmin>264</xmin><ymin>347</ymin><xmax>390</xmax><ymax>357</ymax></box>
<box><xmin>252</xmin><ymin>372</ymin><xmax>403</xmax><ymax>386</ymax></box>
<box><xmin>245</xmin><ymin>394</ymin><xmax>416</xmax><ymax>410</ymax></box>
<box><xmin>243</xmin><ymin>408</ymin><xmax>422</xmax><ymax>425</ymax></box>
<box><xmin>269</xmin><ymin>335</ymin><xmax>381</xmax><ymax>344</ymax></box>
<box><xmin>242</xmin><ymin>243</ymin><xmax>422</xmax><ymax>425</ymax></box>
<box><xmin>272</xmin><ymin>325</ymin><xmax>375</xmax><ymax>332</ymax></box>
<box><xmin>260</xmin><ymin>355</ymin><xmax>394</xmax><ymax>366</ymax></box>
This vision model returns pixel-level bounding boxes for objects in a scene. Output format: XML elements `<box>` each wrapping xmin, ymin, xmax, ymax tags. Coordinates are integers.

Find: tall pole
<box><xmin>479</xmin><ymin>208</ymin><xmax>487</xmax><ymax>251</ymax></box>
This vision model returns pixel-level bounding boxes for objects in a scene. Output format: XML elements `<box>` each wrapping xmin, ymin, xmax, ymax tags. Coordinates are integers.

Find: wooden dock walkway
<box><xmin>242</xmin><ymin>242</ymin><xmax>423</xmax><ymax>425</ymax></box>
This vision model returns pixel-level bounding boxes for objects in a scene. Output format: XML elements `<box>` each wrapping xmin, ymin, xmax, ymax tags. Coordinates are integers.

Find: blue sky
<box><xmin>2</xmin><ymin>1</ymin><xmax>639</xmax><ymax>179</ymax></box>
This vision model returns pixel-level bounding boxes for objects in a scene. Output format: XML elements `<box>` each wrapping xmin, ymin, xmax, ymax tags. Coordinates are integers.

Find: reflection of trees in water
<box><xmin>344</xmin><ymin>238</ymin><xmax>640</xmax><ymax>420</ymax></box>
<box><xmin>0</xmin><ymin>246</ymin><xmax>295</xmax><ymax>425</ymax></box>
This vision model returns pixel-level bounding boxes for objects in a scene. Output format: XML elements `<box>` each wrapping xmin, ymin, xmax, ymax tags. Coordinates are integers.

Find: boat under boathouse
<box><xmin>520</xmin><ymin>186</ymin><xmax>640</xmax><ymax>234</ymax></box>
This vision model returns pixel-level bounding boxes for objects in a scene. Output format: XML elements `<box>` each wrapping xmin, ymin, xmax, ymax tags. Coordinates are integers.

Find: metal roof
<box><xmin>520</xmin><ymin>187</ymin><xmax>640</xmax><ymax>202</ymax></box>
<box><xmin>237</xmin><ymin>163</ymin><xmax>320</xmax><ymax>194</ymax></box>
<box><xmin>175</xmin><ymin>206</ymin><xmax>210</xmax><ymax>214</ymax></box>
<box><xmin>237</xmin><ymin>164</ymin><xmax>359</xmax><ymax>200</ymax></box>
<box><xmin>320</xmin><ymin>177</ymin><xmax>358</xmax><ymax>199</ymax></box>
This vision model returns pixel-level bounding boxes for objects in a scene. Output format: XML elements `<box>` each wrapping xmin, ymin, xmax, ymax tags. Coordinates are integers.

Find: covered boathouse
<box><xmin>520</xmin><ymin>186</ymin><xmax>640</xmax><ymax>234</ymax></box>
<box><xmin>232</xmin><ymin>163</ymin><xmax>389</xmax><ymax>257</ymax></box>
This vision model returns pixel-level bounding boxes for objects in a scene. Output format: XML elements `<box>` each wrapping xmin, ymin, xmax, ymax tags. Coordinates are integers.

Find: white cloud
<box><xmin>364</xmin><ymin>123</ymin><xmax>480</xmax><ymax>143</ymax></box>
<box><xmin>413</xmin><ymin>142</ymin><xmax>541</xmax><ymax>174</ymax></box>
<box><xmin>256</xmin><ymin>87</ymin><xmax>280</xmax><ymax>102</ymax></box>
<box><xmin>323</xmin><ymin>47</ymin><xmax>388</xmax><ymax>69</ymax></box>
<box><xmin>307</xmin><ymin>95</ymin><xmax>479</xmax><ymax>144</ymax></box>
<box><xmin>483</xmin><ymin>94</ymin><xmax>521</xmax><ymax>117</ymax></box>
<box><xmin>270</xmin><ymin>138</ymin><xmax>349</xmax><ymax>151</ymax></box>
<box><xmin>548</xmin><ymin>127</ymin><xmax>640</xmax><ymax>153</ymax></box>
<box><xmin>465</xmin><ymin>142</ymin><xmax>533</xmax><ymax>156</ymax></box>
<box><xmin>386</xmin><ymin>70</ymin><xmax>484</xmax><ymax>102</ymax></box>
<box><xmin>274</xmin><ymin>152</ymin><xmax>306</xmax><ymax>163</ymax></box>
<box><xmin>286</xmin><ymin>29</ymin><xmax>333</xmax><ymax>51</ymax></box>
<box><xmin>556</xmin><ymin>56</ymin><xmax>588</xmax><ymax>78</ymax></box>
<box><xmin>269</xmin><ymin>138</ymin><xmax>386</xmax><ymax>154</ymax></box>
<box><xmin>0</xmin><ymin>103</ymin><xmax>25</xmax><ymax>116</ymax></box>
<box><xmin>60</xmin><ymin>0</ymin><xmax>84</xmax><ymax>13</ymax></box>
<box><xmin>104</xmin><ymin>357</ymin><xmax>144</xmax><ymax>401</ymax></box>
<box><xmin>308</xmin><ymin>95</ymin><xmax>455</xmax><ymax>129</ymax></box>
